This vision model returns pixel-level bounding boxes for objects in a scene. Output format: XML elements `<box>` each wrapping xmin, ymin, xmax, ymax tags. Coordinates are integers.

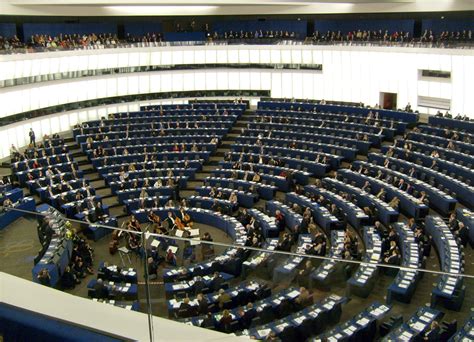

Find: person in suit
<box><xmin>361</xmin><ymin>181</ymin><xmax>371</xmax><ymax>193</ymax></box>
<box><xmin>94</xmin><ymin>278</ymin><xmax>109</xmax><ymax>299</ymax></box>
<box><xmin>95</xmin><ymin>201</ymin><xmax>107</xmax><ymax>221</ymax></box>
<box><xmin>239</xmin><ymin>302</ymin><xmax>257</xmax><ymax>329</ymax></box>
<box><xmin>56</xmin><ymin>194</ymin><xmax>67</xmax><ymax>208</ymax></box>
<box><xmin>423</xmin><ymin>321</ymin><xmax>440</xmax><ymax>340</ymax></box>
<box><xmin>294</xmin><ymin>287</ymin><xmax>313</xmax><ymax>310</ymax></box>
<box><xmin>164</xmin><ymin>211</ymin><xmax>176</xmax><ymax>230</ymax></box>
<box><xmin>376</xmin><ymin>188</ymin><xmax>386</xmax><ymax>201</ymax></box>
<box><xmin>38</xmin><ymin>218</ymin><xmax>54</xmax><ymax>245</ymax></box>
<box><xmin>289</xmin><ymin>224</ymin><xmax>301</xmax><ymax>245</ymax></box>
<box><xmin>29</xmin><ymin>128</ymin><xmax>36</xmax><ymax>147</ymax></box>
<box><xmin>229</xmin><ymin>191</ymin><xmax>238</xmax><ymax>205</ymax></box>
<box><xmin>276</xmin><ymin>233</ymin><xmax>292</xmax><ymax>252</ymax></box>
<box><xmin>407</xmin><ymin>217</ymin><xmax>418</xmax><ymax>231</ymax></box>
<box><xmin>178</xmin><ymin>297</ymin><xmax>195</xmax><ymax>317</ymax></box>
<box><xmin>147</xmin><ymin>257</ymin><xmax>159</xmax><ymax>279</ymax></box>
<box><xmin>297</xmin><ymin>260</ymin><xmax>314</xmax><ymax>286</ymax></box>
<box><xmin>201</xmin><ymin>312</ymin><xmax>216</xmax><ymax>329</ymax></box>
<box><xmin>217</xmin><ymin>288</ymin><xmax>231</xmax><ymax>309</ymax></box>
<box><xmin>397</xmin><ymin>179</ymin><xmax>407</xmax><ymax>191</ymax></box>
<box><xmin>201</xmin><ymin>232</ymin><xmax>214</xmax><ymax>260</ymax></box>
<box><xmin>291</xmin><ymin>203</ymin><xmax>302</xmax><ymax>215</ymax></box>
<box><xmin>196</xmin><ymin>293</ymin><xmax>209</xmax><ymax>315</ymax></box>
<box><xmin>384</xmin><ymin>249</ymin><xmax>401</xmax><ymax>265</ymax></box>
<box><xmin>237</xmin><ymin>208</ymin><xmax>251</xmax><ymax>226</ymax></box>
<box><xmin>211</xmin><ymin>272</ymin><xmax>225</xmax><ymax>292</ymax></box>
<box><xmin>329</xmin><ymin>203</ymin><xmax>341</xmax><ymax>219</ymax></box>
<box><xmin>210</xmin><ymin>199</ymin><xmax>221</xmax><ymax>213</ymax></box>
<box><xmin>274</xmin><ymin>209</ymin><xmax>285</xmax><ymax>231</ymax></box>
<box><xmin>454</xmin><ymin>222</ymin><xmax>469</xmax><ymax>247</ymax></box>
<box><xmin>46</xmin><ymin>185</ymin><xmax>55</xmax><ymax>199</ymax></box>
<box><xmin>193</xmin><ymin>276</ymin><xmax>206</xmax><ymax>295</ymax></box>
<box><xmin>61</xmin><ymin>266</ymin><xmax>80</xmax><ymax>289</ymax></box>
<box><xmin>235</xmin><ymin>307</ymin><xmax>247</xmax><ymax>330</ymax></box>
<box><xmin>278</xmin><ymin>298</ymin><xmax>294</xmax><ymax>317</ymax></box>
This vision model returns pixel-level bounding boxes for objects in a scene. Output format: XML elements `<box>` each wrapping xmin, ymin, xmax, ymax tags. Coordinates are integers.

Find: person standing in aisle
<box><xmin>29</xmin><ymin>128</ymin><xmax>36</xmax><ymax>147</ymax></box>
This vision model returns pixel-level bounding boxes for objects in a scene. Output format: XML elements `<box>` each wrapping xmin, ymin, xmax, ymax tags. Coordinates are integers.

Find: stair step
<box><xmin>81</xmin><ymin>168</ymin><xmax>96</xmax><ymax>174</ymax></box>
<box><xmin>70</xmin><ymin>152</ymin><xmax>83</xmax><ymax>158</ymax></box>
<box><xmin>89</xmin><ymin>180</ymin><xmax>106</xmax><ymax>188</ymax></box>
<box><xmin>95</xmin><ymin>188</ymin><xmax>113</xmax><ymax>197</ymax></box>
<box><xmin>102</xmin><ymin>196</ymin><xmax>120</xmax><ymax>207</ymax></box>
<box><xmin>180</xmin><ymin>190</ymin><xmax>196</xmax><ymax>198</ymax></box>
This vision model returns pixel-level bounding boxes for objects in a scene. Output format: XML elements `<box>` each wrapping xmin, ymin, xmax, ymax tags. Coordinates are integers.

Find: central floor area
<box><xmin>1</xmin><ymin>199</ymin><xmax>472</xmax><ymax>330</ymax></box>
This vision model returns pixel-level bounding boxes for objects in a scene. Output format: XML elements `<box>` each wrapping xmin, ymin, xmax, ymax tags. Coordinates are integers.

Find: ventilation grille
<box><xmin>418</xmin><ymin>96</ymin><xmax>451</xmax><ymax>110</ymax></box>
<box><xmin>419</xmin><ymin>69</ymin><xmax>451</xmax><ymax>80</ymax></box>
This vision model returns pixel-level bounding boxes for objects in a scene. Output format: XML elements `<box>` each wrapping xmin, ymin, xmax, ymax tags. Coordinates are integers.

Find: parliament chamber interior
<box><xmin>0</xmin><ymin>0</ymin><xmax>473</xmax><ymax>341</ymax></box>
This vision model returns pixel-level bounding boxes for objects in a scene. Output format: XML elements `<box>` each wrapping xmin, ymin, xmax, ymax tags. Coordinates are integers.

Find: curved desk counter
<box><xmin>231</xmin><ymin>143</ymin><xmax>343</xmax><ymax>170</ymax></box>
<box><xmin>314</xmin><ymin>301</ymin><xmax>391</xmax><ymax>342</ymax></box>
<box><xmin>234</xmin><ymin>136</ymin><xmax>358</xmax><ymax>161</ymax></box>
<box><xmin>285</xmin><ymin>192</ymin><xmax>339</xmax><ymax>233</ymax></box>
<box><xmin>0</xmin><ymin>197</ymin><xmax>36</xmax><ymax>230</ymax></box>
<box><xmin>339</xmin><ymin>169</ymin><xmax>429</xmax><ymax>220</ymax></box>
<box><xmin>259</xmin><ymin>101</ymin><xmax>418</xmax><ymax>124</ymax></box>
<box><xmin>204</xmin><ymin>176</ymin><xmax>276</xmax><ymax>200</ymax></box>
<box><xmin>368</xmin><ymin>153</ymin><xmax>474</xmax><ymax>209</ymax></box>
<box><xmin>248</xmin><ymin>294</ymin><xmax>347</xmax><ymax>341</ymax></box>
<box><xmin>322</xmin><ymin>177</ymin><xmax>399</xmax><ymax>226</ymax></box>
<box><xmin>32</xmin><ymin>205</ymin><xmax>72</xmax><ymax>288</ymax></box>
<box><xmin>265</xmin><ymin>200</ymin><xmax>303</xmax><ymax>231</ymax></box>
<box><xmin>428</xmin><ymin>116</ymin><xmax>474</xmax><ymax>134</ymax></box>
<box><xmin>304</xmin><ymin>184</ymin><xmax>369</xmax><ymax>230</ymax></box>
<box><xmin>353</xmin><ymin>160</ymin><xmax>457</xmax><ymax>216</ymax></box>
<box><xmin>272</xmin><ymin>234</ymin><xmax>312</xmax><ymax>284</ymax></box>
<box><xmin>347</xmin><ymin>227</ymin><xmax>382</xmax><ymax>298</ymax></box>
<box><xmin>134</xmin><ymin>207</ymin><xmax>248</xmax><ymax>277</ymax></box>
<box><xmin>425</xmin><ymin>216</ymin><xmax>465</xmax><ymax>311</ymax></box>
<box><xmin>310</xmin><ymin>230</ymin><xmax>346</xmax><ymax>290</ymax></box>
<box><xmin>387</xmin><ymin>222</ymin><xmax>422</xmax><ymax>305</ymax></box>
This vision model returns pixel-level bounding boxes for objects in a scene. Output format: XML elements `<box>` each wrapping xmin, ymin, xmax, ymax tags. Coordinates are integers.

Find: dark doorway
<box><xmin>379</xmin><ymin>92</ymin><xmax>397</xmax><ymax>110</ymax></box>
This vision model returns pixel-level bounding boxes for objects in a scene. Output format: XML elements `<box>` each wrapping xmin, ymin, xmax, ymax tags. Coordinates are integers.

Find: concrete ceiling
<box><xmin>1</xmin><ymin>0</ymin><xmax>473</xmax><ymax>16</ymax></box>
